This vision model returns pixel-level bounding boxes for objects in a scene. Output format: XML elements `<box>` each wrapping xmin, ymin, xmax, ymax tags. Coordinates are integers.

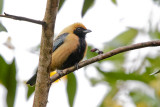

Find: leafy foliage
<box><xmin>130</xmin><ymin>91</ymin><xmax>160</xmax><ymax>107</ymax></box>
<box><xmin>104</xmin><ymin>28</ymin><xmax>138</xmax><ymax>51</ymax></box>
<box><xmin>100</xmin><ymin>86</ymin><xmax>120</xmax><ymax>107</ymax></box>
<box><xmin>86</xmin><ymin>25</ymin><xmax>160</xmax><ymax>106</ymax></box>
<box><xmin>149</xmin><ymin>28</ymin><xmax>160</xmax><ymax>39</ymax></box>
<box><xmin>81</xmin><ymin>0</ymin><xmax>118</xmax><ymax>17</ymax></box>
<box><xmin>147</xmin><ymin>56</ymin><xmax>160</xmax><ymax>73</ymax></box>
<box><xmin>153</xmin><ymin>0</ymin><xmax>160</xmax><ymax>5</ymax></box>
<box><xmin>0</xmin><ymin>22</ymin><xmax>7</xmax><ymax>32</ymax></box>
<box><xmin>58</xmin><ymin>0</ymin><xmax>66</xmax><ymax>11</ymax></box>
<box><xmin>66</xmin><ymin>73</ymin><xmax>77</xmax><ymax>107</ymax></box>
<box><xmin>97</xmin><ymin>68</ymin><xmax>155</xmax><ymax>85</ymax></box>
<box><xmin>86</xmin><ymin>45</ymin><xmax>98</xmax><ymax>59</ymax></box>
<box><xmin>27</xmin><ymin>85</ymin><xmax>35</xmax><ymax>99</ymax></box>
<box><xmin>0</xmin><ymin>0</ymin><xmax>3</xmax><ymax>14</ymax></box>
<box><xmin>111</xmin><ymin>0</ymin><xmax>117</xmax><ymax>5</ymax></box>
<box><xmin>82</xmin><ymin>0</ymin><xmax>95</xmax><ymax>17</ymax></box>
<box><xmin>0</xmin><ymin>56</ymin><xmax>17</xmax><ymax>107</ymax></box>
<box><xmin>0</xmin><ymin>0</ymin><xmax>7</xmax><ymax>32</ymax></box>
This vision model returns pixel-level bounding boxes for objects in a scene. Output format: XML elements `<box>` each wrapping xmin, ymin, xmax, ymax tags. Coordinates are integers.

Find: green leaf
<box><xmin>114</xmin><ymin>28</ymin><xmax>138</xmax><ymax>46</ymax></box>
<box><xmin>0</xmin><ymin>0</ymin><xmax>3</xmax><ymax>14</ymax></box>
<box><xmin>0</xmin><ymin>0</ymin><xmax>8</xmax><ymax>32</ymax></box>
<box><xmin>101</xmin><ymin>52</ymin><xmax>125</xmax><ymax>69</ymax></box>
<box><xmin>149</xmin><ymin>29</ymin><xmax>160</xmax><ymax>39</ymax></box>
<box><xmin>147</xmin><ymin>56</ymin><xmax>160</xmax><ymax>73</ymax></box>
<box><xmin>104</xmin><ymin>28</ymin><xmax>138</xmax><ymax>51</ymax></box>
<box><xmin>99</xmin><ymin>86</ymin><xmax>118</xmax><ymax>107</ymax></box>
<box><xmin>130</xmin><ymin>91</ymin><xmax>160</xmax><ymax>107</ymax></box>
<box><xmin>153</xmin><ymin>0</ymin><xmax>160</xmax><ymax>5</ymax></box>
<box><xmin>0</xmin><ymin>56</ymin><xmax>17</xmax><ymax>107</ymax></box>
<box><xmin>58</xmin><ymin>0</ymin><xmax>65</xmax><ymax>11</ymax></box>
<box><xmin>82</xmin><ymin>0</ymin><xmax>94</xmax><ymax>17</ymax></box>
<box><xmin>86</xmin><ymin>45</ymin><xmax>98</xmax><ymax>59</ymax></box>
<box><xmin>111</xmin><ymin>0</ymin><xmax>117</xmax><ymax>5</ymax></box>
<box><xmin>96</xmin><ymin>67</ymin><xmax>155</xmax><ymax>86</ymax></box>
<box><xmin>100</xmin><ymin>28</ymin><xmax>138</xmax><ymax>68</ymax></box>
<box><xmin>26</xmin><ymin>69</ymin><xmax>37</xmax><ymax>99</ymax></box>
<box><xmin>0</xmin><ymin>56</ymin><xmax>8</xmax><ymax>85</ymax></box>
<box><xmin>27</xmin><ymin>85</ymin><xmax>35</xmax><ymax>99</ymax></box>
<box><xmin>6</xmin><ymin>59</ymin><xmax>17</xmax><ymax>107</ymax></box>
<box><xmin>0</xmin><ymin>22</ymin><xmax>7</xmax><ymax>32</ymax></box>
<box><xmin>67</xmin><ymin>73</ymin><xmax>77</xmax><ymax>107</ymax></box>
<box><xmin>147</xmin><ymin>57</ymin><xmax>160</xmax><ymax>67</ymax></box>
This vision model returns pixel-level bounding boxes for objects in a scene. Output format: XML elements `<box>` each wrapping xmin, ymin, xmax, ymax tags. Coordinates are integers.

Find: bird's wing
<box><xmin>53</xmin><ymin>33</ymin><xmax>69</xmax><ymax>52</ymax></box>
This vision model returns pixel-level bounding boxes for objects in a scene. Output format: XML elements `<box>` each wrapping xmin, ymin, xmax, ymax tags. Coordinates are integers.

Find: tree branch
<box><xmin>0</xmin><ymin>12</ymin><xmax>45</xmax><ymax>25</ymax></box>
<box><xmin>33</xmin><ymin>0</ymin><xmax>59</xmax><ymax>107</ymax></box>
<box><xmin>50</xmin><ymin>40</ymin><xmax>160</xmax><ymax>83</ymax></box>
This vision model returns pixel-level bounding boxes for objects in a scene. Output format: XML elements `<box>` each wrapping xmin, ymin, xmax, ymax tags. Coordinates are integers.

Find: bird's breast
<box><xmin>51</xmin><ymin>34</ymin><xmax>82</xmax><ymax>70</ymax></box>
<box><xmin>61</xmin><ymin>36</ymin><xmax>87</xmax><ymax>69</ymax></box>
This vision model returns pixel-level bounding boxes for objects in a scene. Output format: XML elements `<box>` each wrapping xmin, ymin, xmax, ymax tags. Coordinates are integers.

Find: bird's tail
<box><xmin>26</xmin><ymin>73</ymin><xmax>37</xmax><ymax>86</ymax></box>
<box><xmin>27</xmin><ymin>70</ymin><xmax>58</xmax><ymax>86</ymax></box>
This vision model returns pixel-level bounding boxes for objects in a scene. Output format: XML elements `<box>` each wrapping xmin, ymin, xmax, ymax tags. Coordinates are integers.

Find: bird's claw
<box><xmin>57</xmin><ymin>70</ymin><xmax>63</xmax><ymax>77</ymax></box>
<box><xmin>75</xmin><ymin>63</ymin><xmax>79</xmax><ymax>70</ymax></box>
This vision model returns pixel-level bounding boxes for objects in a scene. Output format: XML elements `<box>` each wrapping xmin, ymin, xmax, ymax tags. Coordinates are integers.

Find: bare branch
<box><xmin>50</xmin><ymin>40</ymin><xmax>160</xmax><ymax>83</ymax></box>
<box><xmin>0</xmin><ymin>12</ymin><xmax>45</xmax><ymax>25</ymax></box>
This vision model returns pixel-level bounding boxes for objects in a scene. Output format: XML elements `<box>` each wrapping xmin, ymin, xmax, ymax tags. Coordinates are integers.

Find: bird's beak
<box><xmin>83</xmin><ymin>29</ymin><xmax>92</xmax><ymax>33</ymax></box>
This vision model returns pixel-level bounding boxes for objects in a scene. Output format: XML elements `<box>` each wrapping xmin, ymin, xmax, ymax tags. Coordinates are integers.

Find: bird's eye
<box><xmin>76</xmin><ymin>27</ymin><xmax>81</xmax><ymax>31</ymax></box>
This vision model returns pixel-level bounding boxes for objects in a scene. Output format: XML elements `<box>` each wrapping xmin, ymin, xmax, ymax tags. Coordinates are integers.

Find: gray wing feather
<box><xmin>53</xmin><ymin>33</ymin><xmax>69</xmax><ymax>52</ymax></box>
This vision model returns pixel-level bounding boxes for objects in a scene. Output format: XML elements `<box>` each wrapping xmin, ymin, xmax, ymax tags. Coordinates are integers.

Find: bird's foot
<box><xmin>57</xmin><ymin>70</ymin><xmax>63</xmax><ymax>77</ymax></box>
<box><xmin>75</xmin><ymin>63</ymin><xmax>79</xmax><ymax>70</ymax></box>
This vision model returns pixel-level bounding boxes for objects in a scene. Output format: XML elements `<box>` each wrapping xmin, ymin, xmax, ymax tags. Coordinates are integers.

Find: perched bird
<box><xmin>27</xmin><ymin>23</ymin><xmax>91</xmax><ymax>86</ymax></box>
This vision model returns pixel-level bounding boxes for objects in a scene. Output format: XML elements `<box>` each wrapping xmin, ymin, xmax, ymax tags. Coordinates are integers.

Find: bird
<box><xmin>26</xmin><ymin>23</ymin><xmax>91</xmax><ymax>86</ymax></box>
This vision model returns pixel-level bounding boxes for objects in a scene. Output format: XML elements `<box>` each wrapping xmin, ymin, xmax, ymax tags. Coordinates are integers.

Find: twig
<box><xmin>0</xmin><ymin>12</ymin><xmax>45</xmax><ymax>25</ymax></box>
<box><xmin>50</xmin><ymin>40</ymin><xmax>160</xmax><ymax>83</ymax></box>
<box><xmin>91</xmin><ymin>48</ymin><xmax>104</xmax><ymax>54</ymax></box>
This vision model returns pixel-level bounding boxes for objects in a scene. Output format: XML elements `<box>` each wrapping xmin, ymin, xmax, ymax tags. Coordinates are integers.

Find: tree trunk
<box><xmin>33</xmin><ymin>0</ymin><xmax>60</xmax><ymax>107</ymax></box>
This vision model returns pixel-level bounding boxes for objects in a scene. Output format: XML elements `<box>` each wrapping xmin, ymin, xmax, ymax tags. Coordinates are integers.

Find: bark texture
<box><xmin>33</xmin><ymin>0</ymin><xmax>59</xmax><ymax>107</ymax></box>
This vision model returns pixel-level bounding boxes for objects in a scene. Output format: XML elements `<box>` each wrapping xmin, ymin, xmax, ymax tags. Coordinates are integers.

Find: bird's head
<box><xmin>59</xmin><ymin>23</ymin><xmax>91</xmax><ymax>39</ymax></box>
